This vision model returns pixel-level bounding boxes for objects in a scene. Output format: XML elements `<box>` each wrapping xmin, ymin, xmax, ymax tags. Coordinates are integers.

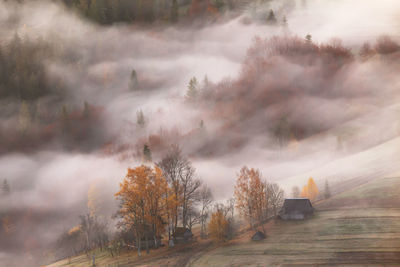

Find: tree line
<box><xmin>62</xmin><ymin>0</ymin><xmax>232</xmax><ymax>25</ymax></box>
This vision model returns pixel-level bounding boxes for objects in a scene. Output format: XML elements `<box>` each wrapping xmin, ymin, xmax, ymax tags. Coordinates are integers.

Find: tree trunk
<box><xmin>145</xmin><ymin>233</ymin><xmax>149</xmax><ymax>254</ymax></box>
<box><xmin>137</xmin><ymin>236</ymin><xmax>141</xmax><ymax>257</ymax></box>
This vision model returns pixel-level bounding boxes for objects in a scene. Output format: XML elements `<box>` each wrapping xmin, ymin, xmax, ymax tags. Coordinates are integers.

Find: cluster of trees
<box><xmin>115</xmin><ymin>146</ymin><xmax>211</xmax><ymax>255</ymax></box>
<box><xmin>2</xmin><ymin>179</ymin><xmax>10</xmax><ymax>195</ymax></box>
<box><xmin>291</xmin><ymin>178</ymin><xmax>331</xmax><ymax>201</ymax></box>
<box><xmin>113</xmin><ymin>145</ymin><xmax>286</xmax><ymax>251</ymax></box>
<box><xmin>57</xmin><ymin>214</ymin><xmax>109</xmax><ymax>261</ymax></box>
<box><xmin>0</xmin><ymin>34</ymin><xmax>108</xmax><ymax>154</ymax></box>
<box><xmin>300</xmin><ymin>177</ymin><xmax>319</xmax><ymax>202</ymax></box>
<box><xmin>195</xmin><ymin>35</ymin><xmax>400</xmax><ymax>150</ymax></box>
<box><xmin>62</xmin><ymin>0</ymin><xmax>232</xmax><ymax>25</ymax></box>
<box><xmin>234</xmin><ymin>166</ymin><xmax>284</xmax><ymax>234</ymax></box>
<box><xmin>0</xmin><ymin>34</ymin><xmax>59</xmax><ymax>101</ymax></box>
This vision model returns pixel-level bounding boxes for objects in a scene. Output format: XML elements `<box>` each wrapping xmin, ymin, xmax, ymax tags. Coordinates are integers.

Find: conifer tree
<box><xmin>267</xmin><ymin>9</ymin><xmax>277</xmax><ymax>24</ymax></box>
<box><xmin>324</xmin><ymin>180</ymin><xmax>331</xmax><ymax>199</ymax></box>
<box><xmin>171</xmin><ymin>0</ymin><xmax>179</xmax><ymax>23</ymax></box>
<box><xmin>2</xmin><ymin>179</ymin><xmax>10</xmax><ymax>195</ymax></box>
<box><xmin>185</xmin><ymin>77</ymin><xmax>198</xmax><ymax>102</ymax></box>
<box><xmin>129</xmin><ymin>69</ymin><xmax>139</xmax><ymax>91</ymax></box>
<box><xmin>137</xmin><ymin>109</ymin><xmax>146</xmax><ymax>128</ymax></box>
<box><xmin>143</xmin><ymin>144</ymin><xmax>152</xmax><ymax>162</ymax></box>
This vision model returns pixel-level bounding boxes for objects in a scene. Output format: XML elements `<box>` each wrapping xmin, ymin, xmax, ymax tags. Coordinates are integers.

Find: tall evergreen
<box><xmin>137</xmin><ymin>109</ymin><xmax>146</xmax><ymax>128</ymax></box>
<box><xmin>185</xmin><ymin>77</ymin><xmax>198</xmax><ymax>102</ymax></box>
<box><xmin>324</xmin><ymin>180</ymin><xmax>331</xmax><ymax>199</ymax></box>
<box><xmin>143</xmin><ymin>144</ymin><xmax>152</xmax><ymax>162</ymax></box>
<box><xmin>171</xmin><ymin>0</ymin><xmax>179</xmax><ymax>23</ymax></box>
<box><xmin>2</xmin><ymin>179</ymin><xmax>10</xmax><ymax>195</ymax></box>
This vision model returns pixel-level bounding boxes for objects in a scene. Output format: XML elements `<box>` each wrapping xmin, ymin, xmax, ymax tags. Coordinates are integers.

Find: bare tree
<box><xmin>180</xmin><ymin>162</ymin><xmax>201</xmax><ymax>228</ymax></box>
<box><xmin>157</xmin><ymin>145</ymin><xmax>201</xmax><ymax>231</ymax></box>
<box><xmin>267</xmin><ymin>183</ymin><xmax>285</xmax><ymax>217</ymax></box>
<box><xmin>198</xmin><ymin>184</ymin><xmax>213</xmax><ymax>237</ymax></box>
<box><xmin>79</xmin><ymin>214</ymin><xmax>94</xmax><ymax>252</ymax></box>
<box><xmin>186</xmin><ymin>207</ymin><xmax>201</xmax><ymax>231</ymax></box>
<box><xmin>292</xmin><ymin>186</ymin><xmax>300</xmax><ymax>198</ymax></box>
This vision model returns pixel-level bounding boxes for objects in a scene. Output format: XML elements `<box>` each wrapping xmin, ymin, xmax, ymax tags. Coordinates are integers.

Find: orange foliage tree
<box><xmin>234</xmin><ymin>166</ymin><xmax>267</xmax><ymax>233</ymax></box>
<box><xmin>115</xmin><ymin>165</ymin><xmax>169</xmax><ymax>256</ymax></box>
<box><xmin>300</xmin><ymin>177</ymin><xmax>319</xmax><ymax>202</ymax></box>
<box><xmin>208</xmin><ymin>207</ymin><xmax>229</xmax><ymax>242</ymax></box>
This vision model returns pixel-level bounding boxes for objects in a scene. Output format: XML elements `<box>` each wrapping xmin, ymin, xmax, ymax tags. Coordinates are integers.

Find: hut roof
<box><xmin>251</xmin><ymin>231</ymin><xmax>266</xmax><ymax>241</ymax></box>
<box><xmin>173</xmin><ymin>227</ymin><xmax>192</xmax><ymax>238</ymax></box>
<box><xmin>280</xmin><ymin>198</ymin><xmax>314</xmax><ymax>214</ymax></box>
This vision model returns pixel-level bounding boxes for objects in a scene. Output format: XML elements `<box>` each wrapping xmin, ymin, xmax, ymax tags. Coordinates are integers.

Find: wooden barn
<box><xmin>278</xmin><ymin>198</ymin><xmax>314</xmax><ymax>220</ymax></box>
<box><xmin>134</xmin><ymin>231</ymin><xmax>162</xmax><ymax>249</ymax></box>
<box><xmin>173</xmin><ymin>227</ymin><xmax>193</xmax><ymax>243</ymax></box>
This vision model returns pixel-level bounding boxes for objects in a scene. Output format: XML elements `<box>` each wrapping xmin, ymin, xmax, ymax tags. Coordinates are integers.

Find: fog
<box><xmin>1</xmin><ymin>0</ymin><xmax>400</xmax><ymax>265</ymax></box>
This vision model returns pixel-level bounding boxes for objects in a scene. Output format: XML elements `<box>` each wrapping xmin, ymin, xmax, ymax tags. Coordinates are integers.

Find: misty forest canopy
<box><xmin>0</xmin><ymin>34</ymin><xmax>62</xmax><ymax>101</ymax></box>
<box><xmin>61</xmin><ymin>0</ymin><xmax>236</xmax><ymax>25</ymax></box>
<box><xmin>1</xmin><ymin>28</ymin><xmax>400</xmax><ymax>156</ymax></box>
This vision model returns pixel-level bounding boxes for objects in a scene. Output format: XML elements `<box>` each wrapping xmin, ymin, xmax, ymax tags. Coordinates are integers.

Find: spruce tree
<box><xmin>267</xmin><ymin>9</ymin><xmax>277</xmax><ymax>24</ymax></box>
<box><xmin>324</xmin><ymin>180</ymin><xmax>331</xmax><ymax>199</ymax></box>
<box><xmin>171</xmin><ymin>0</ymin><xmax>179</xmax><ymax>23</ymax></box>
<box><xmin>143</xmin><ymin>144</ymin><xmax>152</xmax><ymax>162</ymax></box>
<box><xmin>2</xmin><ymin>179</ymin><xmax>10</xmax><ymax>195</ymax></box>
<box><xmin>129</xmin><ymin>69</ymin><xmax>139</xmax><ymax>91</ymax></box>
<box><xmin>83</xmin><ymin>101</ymin><xmax>90</xmax><ymax>118</ymax></box>
<box><xmin>137</xmin><ymin>109</ymin><xmax>146</xmax><ymax>128</ymax></box>
<box><xmin>185</xmin><ymin>77</ymin><xmax>198</xmax><ymax>102</ymax></box>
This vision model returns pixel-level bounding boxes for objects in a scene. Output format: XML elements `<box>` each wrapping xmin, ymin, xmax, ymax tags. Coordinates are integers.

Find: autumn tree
<box><xmin>115</xmin><ymin>165</ymin><xmax>169</xmax><ymax>256</ymax></box>
<box><xmin>234</xmin><ymin>166</ymin><xmax>267</xmax><ymax>233</ymax></box>
<box><xmin>300</xmin><ymin>177</ymin><xmax>319</xmax><ymax>202</ymax></box>
<box><xmin>300</xmin><ymin>185</ymin><xmax>308</xmax><ymax>198</ymax></box>
<box><xmin>208</xmin><ymin>206</ymin><xmax>229</xmax><ymax>242</ymax></box>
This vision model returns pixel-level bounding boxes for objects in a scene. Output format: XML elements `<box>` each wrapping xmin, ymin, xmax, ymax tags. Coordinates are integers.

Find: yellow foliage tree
<box><xmin>300</xmin><ymin>177</ymin><xmax>319</xmax><ymax>202</ymax></box>
<box><xmin>300</xmin><ymin>185</ymin><xmax>308</xmax><ymax>198</ymax></box>
<box><xmin>307</xmin><ymin>177</ymin><xmax>319</xmax><ymax>201</ymax></box>
<box><xmin>208</xmin><ymin>209</ymin><xmax>229</xmax><ymax>242</ymax></box>
<box><xmin>234</xmin><ymin>166</ymin><xmax>267</xmax><ymax>232</ymax></box>
<box><xmin>115</xmin><ymin>165</ymin><xmax>170</xmax><ymax>256</ymax></box>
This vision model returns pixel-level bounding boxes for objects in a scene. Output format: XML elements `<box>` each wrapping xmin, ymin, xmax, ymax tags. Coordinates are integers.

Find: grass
<box><xmin>189</xmin><ymin>177</ymin><xmax>400</xmax><ymax>266</ymax></box>
<box><xmin>48</xmin><ymin>177</ymin><xmax>400</xmax><ymax>266</ymax></box>
<box><xmin>189</xmin><ymin>208</ymin><xmax>400</xmax><ymax>266</ymax></box>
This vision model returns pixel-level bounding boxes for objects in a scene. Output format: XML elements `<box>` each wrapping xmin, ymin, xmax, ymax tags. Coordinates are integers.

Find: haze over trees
<box><xmin>234</xmin><ymin>166</ymin><xmax>285</xmax><ymax>233</ymax></box>
<box><xmin>3</xmin><ymin>0</ymin><xmax>400</xmax><ymax>266</ymax></box>
<box><xmin>300</xmin><ymin>177</ymin><xmax>319</xmax><ymax>202</ymax></box>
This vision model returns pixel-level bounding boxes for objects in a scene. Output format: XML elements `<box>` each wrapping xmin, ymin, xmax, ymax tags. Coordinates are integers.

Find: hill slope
<box><xmin>190</xmin><ymin>177</ymin><xmax>400</xmax><ymax>266</ymax></box>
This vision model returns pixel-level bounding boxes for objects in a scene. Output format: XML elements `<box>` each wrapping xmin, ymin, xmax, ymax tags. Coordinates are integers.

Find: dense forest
<box><xmin>1</xmin><ymin>0</ymin><xmax>400</xmax><ymax>266</ymax></box>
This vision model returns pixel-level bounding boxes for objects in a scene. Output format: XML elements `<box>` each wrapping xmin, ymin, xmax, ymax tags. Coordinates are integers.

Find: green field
<box><xmin>49</xmin><ymin>177</ymin><xmax>400</xmax><ymax>266</ymax></box>
<box><xmin>190</xmin><ymin>177</ymin><xmax>400</xmax><ymax>266</ymax></box>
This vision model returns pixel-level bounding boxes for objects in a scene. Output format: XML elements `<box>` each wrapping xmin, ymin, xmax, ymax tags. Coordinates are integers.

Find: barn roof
<box><xmin>280</xmin><ymin>198</ymin><xmax>314</xmax><ymax>214</ymax></box>
<box><xmin>173</xmin><ymin>227</ymin><xmax>192</xmax><ymax>238</ymax></box>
